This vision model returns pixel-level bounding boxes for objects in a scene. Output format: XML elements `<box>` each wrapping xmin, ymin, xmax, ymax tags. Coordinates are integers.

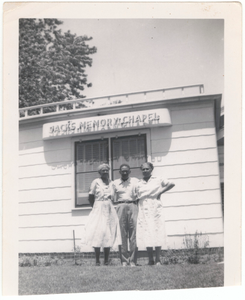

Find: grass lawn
<box><xmin>19</xmin><ymin>261</ymin><xmax>224</xmax><ymax>295</ymax></box>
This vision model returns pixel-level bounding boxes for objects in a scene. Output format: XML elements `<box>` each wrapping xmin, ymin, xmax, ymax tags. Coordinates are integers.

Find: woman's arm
<box><xmin>88</xmin><ymin>179</ymin><xmax>97</xmax><ymax>207</ymax></box>
<box><xmin>157</xmin><ymin>182</ymin><xmax>175</xmax><ymax>199</ymax></box>
<box><xmin>88</xmin><ymin>194</ymin><xmax>95</xmax><ymax>207</ymax></box>
<box><xmin>110</xmin><ymin>182</ymin><xmax>117</xmax><ymax>203</ymax></box>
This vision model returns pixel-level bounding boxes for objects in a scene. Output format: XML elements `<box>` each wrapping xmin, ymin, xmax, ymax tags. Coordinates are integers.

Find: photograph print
<box><xmin>18</xmin><ymin>17</ymin><xmax>224</xmax><ymax>295</ymax></box>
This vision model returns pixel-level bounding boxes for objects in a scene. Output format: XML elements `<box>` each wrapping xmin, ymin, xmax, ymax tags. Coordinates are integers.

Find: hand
<box><xmin>157</xmin><ymin>193</ymin><xmax>162</xmax><ymax>200</ymax></box>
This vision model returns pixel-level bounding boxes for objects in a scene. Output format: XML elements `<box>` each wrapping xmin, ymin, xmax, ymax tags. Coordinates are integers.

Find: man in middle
<box><xmin>112</xmin><ymin>164</ymin><xmax>139</xmax><ymax>267</ymax></box>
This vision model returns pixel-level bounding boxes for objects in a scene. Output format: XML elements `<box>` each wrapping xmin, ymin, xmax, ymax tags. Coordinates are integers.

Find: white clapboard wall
<box><xmin>19</xmin><ymin>101</ymin><xmax>223</xmax><ymax>253</ymax></box>
<box><xmin>150</xmin><ymin>102</ymin><xmax>223</xmax><ymax>249</ymax></box>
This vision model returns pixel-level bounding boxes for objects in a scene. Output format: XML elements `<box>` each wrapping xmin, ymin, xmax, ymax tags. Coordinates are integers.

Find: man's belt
<box><xmin>116</xmin><ymin>200</ymin><xmax>138</xmax><ymax>204</ymax></box>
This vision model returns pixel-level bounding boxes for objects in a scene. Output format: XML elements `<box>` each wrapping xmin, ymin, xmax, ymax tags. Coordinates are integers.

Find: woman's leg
<box><xmin>94</xmin><ymin>247</ymin><xmax>101</xmax><ymax>265</ymax></box>
<box><xmin>146</xmin><ymin>247</ymin><xmax>154</xmax><ymax>265</ymax></box>
<box><xmin>104</xmin><ymin>247</ymin><xmax>110</xmax><ymax>265</ymax></box>
<box><xmin>155</xmin><ymin>246</ymin><xmax>162</xmax><ymax>264</ymax></box>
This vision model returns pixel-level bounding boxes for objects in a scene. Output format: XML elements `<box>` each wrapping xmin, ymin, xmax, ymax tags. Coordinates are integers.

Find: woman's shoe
<box><xmin>155</xmin><ymin>262</ymin><xmax>161</xmax><ymax>266</ymax></box>
<box><xmin>96</xmin><ymin>262</ymin><xmax>100</xmax><ymax>266</ymax></box>
<box><xmin>104</xmin><ymin>261</ymin><xmax>109</xmax><ymax>266</ymax></box>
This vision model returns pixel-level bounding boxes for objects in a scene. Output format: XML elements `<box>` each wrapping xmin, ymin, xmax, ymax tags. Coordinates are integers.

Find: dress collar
<box><xmin>119</xmin><ymin>177</ymin><xmax>130</xmax><ymax>185</ymax></box>
<box><xmin>99</xmin><ymin>178</ymin><xmax>111</xmax><ymax>186</ymax></box>
<box><xmin>141</xmin><ymin>175</ymin><xmax>153</xmax><ymax>183</ymax></box>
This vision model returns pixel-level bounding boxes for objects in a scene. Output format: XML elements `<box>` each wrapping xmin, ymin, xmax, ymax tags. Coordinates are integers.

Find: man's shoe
<box><xmin>155</xmin><ymin>262</ymin><xmax>161</xmax><ymax>266</ymax></box>
<box><xmin>148</xmin><ymin>260</ymin><xmax>155</xmax><ymax>266</ymax></box>
<box><xmin>96</xmin><ymin>262</ymin><xmax>100</xmax><ymax>266</ymax></box>
<box><xmin>122</xmin><ymin>262</ymin><xmax>127</xmax><ymax>267</ymax></box>
<box><xmin>130</xmin><ymin>262</ymin><xmax>136</xmax><ymax>267</ymax></box>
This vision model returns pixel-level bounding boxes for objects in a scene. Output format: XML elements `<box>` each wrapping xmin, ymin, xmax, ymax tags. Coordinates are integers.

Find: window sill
<box><xmin>72</xmin><ymin>204</ymin><xmax>118</xmax><ymax>212</ymax></box>
<box><xmin>72</xmin><ymin>207</ymin><xmax>92</xmax><ymax>211</ymax></box>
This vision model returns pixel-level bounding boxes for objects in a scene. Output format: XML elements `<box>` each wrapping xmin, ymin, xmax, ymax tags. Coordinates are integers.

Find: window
<box><xmin>75</xmin><ymin>134</ymin><xmax>147</xmax><ymax>207</ymax></box>
<box><xmin>111</xmin><ymin>135</ymin><xmax>147</xmax><ymax>180</ymax></box>
<box><xmin>75</xmin><ymin>139</ymin><xmax>109</xmax><ymax>207</ymax></box>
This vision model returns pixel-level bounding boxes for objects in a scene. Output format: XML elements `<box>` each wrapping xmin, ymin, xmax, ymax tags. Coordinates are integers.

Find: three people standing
<box><xmin>83</xmin><ymin>162</ymin><xmax>175</xmax><ymax>266</ymax></box>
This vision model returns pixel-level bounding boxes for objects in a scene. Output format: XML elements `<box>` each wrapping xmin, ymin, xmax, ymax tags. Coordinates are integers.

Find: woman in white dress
<box><xmin>136</xmin><ymin>162</ymin><xmax>175</xmax><ymax>266</ymax></box>
<box><xmin>84</xmin><ymin>163</ymin><xmax>121</xmax><ymax>266</ymax></box>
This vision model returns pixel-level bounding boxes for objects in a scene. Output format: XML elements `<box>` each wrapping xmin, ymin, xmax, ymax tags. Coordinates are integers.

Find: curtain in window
<box><xmin>112</xmin><ymin>135</ymin><xmax>146</xmax><ymax>180</ymax></box>
<box><xmin>75</xmin><ymin>140</ymin><xmax>108</xmax><ymax>206</ymax></box>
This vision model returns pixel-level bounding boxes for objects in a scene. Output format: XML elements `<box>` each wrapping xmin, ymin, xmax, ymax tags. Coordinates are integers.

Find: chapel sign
<box><xmin>42</xmin><ymin>108</ymin><xmax>171</xmax><ymax>139</ymax></box>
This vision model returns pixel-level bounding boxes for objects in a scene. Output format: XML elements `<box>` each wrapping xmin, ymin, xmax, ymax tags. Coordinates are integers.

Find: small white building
<box><xmin>19</xmin><ymin>84</ymin><xmax>224</xmax><ymax>253</ymax></box>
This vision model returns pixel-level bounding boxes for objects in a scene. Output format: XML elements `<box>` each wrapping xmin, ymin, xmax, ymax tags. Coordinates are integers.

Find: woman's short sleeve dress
<box><xmin>136</xmin><ymin>176</ymin><xmax>169</xmax><ymax>249</ymax></box>
<box><xmin>83</xmin><ymin>178</ymin><xmax>122</xmax><ymax>249</ymax></box>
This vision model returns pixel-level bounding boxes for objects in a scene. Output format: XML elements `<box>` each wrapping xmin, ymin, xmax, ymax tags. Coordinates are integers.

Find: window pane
<box><xmin>112</xmin><ymin>141</ymin><xmax>121</xmax><ymax>169</ymax></box>
<box><xmin>137</xmin><ymin>137</ymin><xmax>147</xmax><ymax>165</ymax></box>
<box><xmin>113</xmin><ymin>168</ymin><xmax>143</xmax><ymax>181</ymax></box>
<box><xmin>76</xmin><ymin>140</ymin><xmax>108</xmax><ymax>173</ymax></box>
<box><xmin>75</xmin><ymin>139</ymin><xmax>108</xmax><ymax>206</ymax></box>
<box><xmin>84</xmin><ymin>144</ymin><xmax>93</xmax><ymax>172</ymax></box>
<box><xmin>111</xmin><ymin>135</ymin><xmax>146</xmax><ymax>180</ymax></box>
<box><xmin>122</xmin><ymin>140</ymin><xmax>129</xmax><ymax>163</ymax></box>
<box><xmin>92</xmin><ymin>143</ymin><xmax>100</xmax><ymax>171</ymax></box>
<box><xmin>76</xmin><ymin>172</ymin><xmax>99</xmax><ymax>206</ymax></box>
<box><xmin>129</xmin><ymin>138</ymin><xmax>138</xmax><ymax>167</ymax></box>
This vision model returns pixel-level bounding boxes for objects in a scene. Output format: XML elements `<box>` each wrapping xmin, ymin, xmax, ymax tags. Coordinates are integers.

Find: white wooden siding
<box><xmin>170</xmin><ymin>104</ymin><xmax>214</xmax><ymax>124</ymax></box>
<box><xmin>162</xmin><ymin>176</ymin><xmax>220</xmax><ymax>193</ymax></box>
<box><xmin>166</xmin><ymin>233</ymin><xmax>223</xmax><ymax>249</ymax></box>
<box><xmin>151</xmin><ymin>148</ymin><xmax>218</xmax><ymax>166</ymax></box>
<box><xmin>148</xmin><ymin>103</ymin><xmax>223</xmax><ymax>250</ymax></box>
<box><xmin>151</xmin><ymin>122</ymin><xmax>216</xmax><ymax>140</ymax></box>
<box><xmin>19</xmin><ymin>126</ymin><xmax>43</xmax><ymax>143</ymax></box>
<box><xmin>151</xmin><ymin>135</ymin><xmax>217</xmax><ymax>153</ymax></box>
<box><xmin>19</xmin><ymin>148</ymin><xmax>71</xmax><ymax>166</ymax></box>
<box><xmin>19</xmin><ymin>137</ymin><xmax>71</xmax><ymax>154</ymax></box>
<box><xmin>162</xmin><ymin>189</ymin><xmax>221</xmax><ymax>207</ymax></box>
<box><xmin>163</xmin><ymin>203</ymin><xmax>222</xmax><ymax>221</ymax></box>
<box><xmin>19</xmin><ymin>211</ymin><xmax>89</xmax><ymax>228</ymax></box>
<box><xmin>19</xmin><ymin>231</ymin><xmax>224</xmax><ymax>252</ymax></box>
<box><xmin>19</xmin><ymin>239</ymin><xmax>83</xmax><ymax>253</ymax></box>
<box><xmin>19</xmin><ymin>199</ymin><xmax>72</xmax><ymax>215</ymax></box>
<box><xmin>19</xmin><ymin>225</ymin><xmax>84</xmax><ymax>241</ymax></box>
<box><xmin>154</xmin><ymin>162</ymin><xmax>219</xmax><ymax>179</ymax></box>
<box><xmin>19</xmin><ymin>187</ymin><xmax>72</xmax><ymax>203</ymax></box>
<box><xmin>19</xmin><ymin>163</ymin><xmax>72</xmax><ymax>179</ymax></box>
<box><xmin>19</xmin><ymin>101</ymin><xmax>223</xmax><ymax>252</ymax></box>
<box><xmin>19</xmin><ymin>174</ymin><xmax>72</xmax><ymax>191</ymax></box>
<box><xmin>165</xmin><ymin>218</ymin><xmax>223</xmax><ymax>235</ymax></box>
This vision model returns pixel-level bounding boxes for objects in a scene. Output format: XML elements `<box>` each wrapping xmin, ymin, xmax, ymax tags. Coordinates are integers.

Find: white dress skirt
<box><xmin>136</xmin><ymin>176</ymin><xmax>169</xmax><ymax>249</ymax></box>
<box><xmin>83</xmin><ymin>178</ymin><xmax>122</xmax><ymax>249</ymax></box>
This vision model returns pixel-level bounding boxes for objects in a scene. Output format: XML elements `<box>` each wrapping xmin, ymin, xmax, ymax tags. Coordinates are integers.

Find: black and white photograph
<box><xmin>2</xmin><ymin>2</ymin><xmax>242</xmax><ymax>298</ymax></box>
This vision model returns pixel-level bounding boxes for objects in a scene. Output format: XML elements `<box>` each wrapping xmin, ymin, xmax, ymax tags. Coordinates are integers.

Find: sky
<box><xmin>60</xmin><ymin>19</ymin><xmax>224</xmax><ymax>103</ymax></box>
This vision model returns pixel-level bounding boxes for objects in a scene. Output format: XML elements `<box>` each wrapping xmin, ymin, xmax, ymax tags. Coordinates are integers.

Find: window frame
<box><xmin>111</xmin><ymin>134</ymin><xmax>147</xmax><ymax>180</ymax></box>
<box><xmin>71</xmin><ymin>129</ymin><xmax>151</xmax><ymax>210</ymax></box>
<box><xmin>74</xmin><ymin>138</ymin><xmax>109</xmax><ymax>208</ymax></box>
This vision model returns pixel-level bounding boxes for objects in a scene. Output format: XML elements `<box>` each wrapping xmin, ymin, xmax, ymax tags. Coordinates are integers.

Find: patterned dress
<box><xmin>84</xmin><ymin>178</ymin><xmax>122</xmax><ymax>249</ymax></box>
<box><xmin>136</xmin><ymin>176</ymin><xmax>169</xmax><ymax>249</ymax></box>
